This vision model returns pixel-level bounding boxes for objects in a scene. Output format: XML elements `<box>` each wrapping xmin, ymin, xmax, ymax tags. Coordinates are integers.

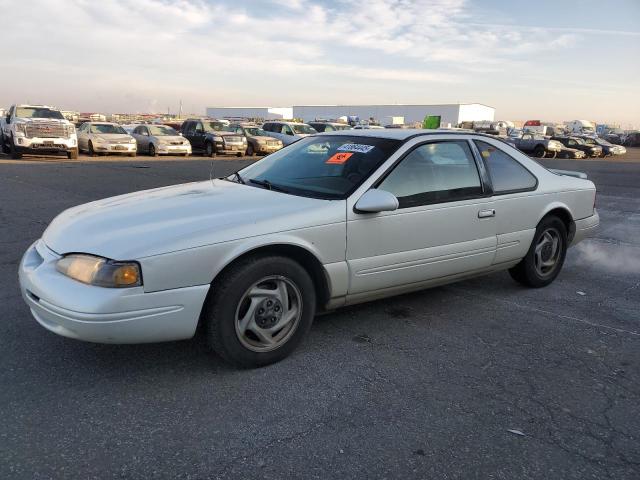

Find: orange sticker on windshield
<box><xmin>326</xmin><ymin>152</ymin><xmax>353</xmax><ymax>164</ymax></box>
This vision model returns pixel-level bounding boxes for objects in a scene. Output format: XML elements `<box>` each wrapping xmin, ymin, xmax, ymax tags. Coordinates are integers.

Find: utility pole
<box><xmin>178</xmin><ymin>99</ymin><xmax>183</xmax><ymax>119</ymax></box>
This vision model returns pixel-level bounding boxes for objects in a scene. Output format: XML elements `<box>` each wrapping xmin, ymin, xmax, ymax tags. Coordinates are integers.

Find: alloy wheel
<box><xmin>234</xmin><ymin>275</ymin><xmax>302</xmax><ymax>352</ymax></box>
<box><xmin>534</xmin><ymin>227</ymin><xmax>562</xmax><ymax>277</ymax></box>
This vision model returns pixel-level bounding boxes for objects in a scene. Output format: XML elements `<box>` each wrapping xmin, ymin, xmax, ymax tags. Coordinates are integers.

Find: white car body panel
<box><xmin>19</xmin><ymin>130</ymin><xmax>599</xmax><ymax>344</ymax></box>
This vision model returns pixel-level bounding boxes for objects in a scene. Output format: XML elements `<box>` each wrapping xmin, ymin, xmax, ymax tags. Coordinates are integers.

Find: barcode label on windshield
<box><xmin>337</xmin><ymin>143</ymin><xmax>375</xmax><ymax>154</ymax></box>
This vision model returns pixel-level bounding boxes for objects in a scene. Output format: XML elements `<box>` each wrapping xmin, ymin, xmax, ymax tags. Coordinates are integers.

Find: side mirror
<box><xmin>5</xmin><ymin>115</ymin><xmax>10</xmax><ymax>124</ymax></box>
<box><xmin>354</xmin><ymin>189</ymin><xmax>399</xmax><ymax>213</ymax></box>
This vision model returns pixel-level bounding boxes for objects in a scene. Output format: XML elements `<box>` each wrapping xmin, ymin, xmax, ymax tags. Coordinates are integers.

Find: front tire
<box><xmin>205</xmin><ymin>142</ymin><xmax>216</xmax><ymax>158</ymax></box>
<box><xmin>9</xmin><ymin>136</ymin><xmax>22</xmax><ymax>159</ymax></box>
<box><xmin>67</xmin><ymin>148</ymin><xmax>79</xmax><ymax>160</ymax></box>
<box><xmin>204</xmin><ymin>255</ymin><xmax>316</xmax><ymax>368</ymax></box>
<box><xmin>509</xmin><ymin>215</ymin><xmax>568</xmax><ymax>288</ymax></box>
<box><xmin>246</xmin><ymin>143</ymin><xmax>255</xmax><ymax>157</ymax></box>
<box><xmin>149</xmin><ymin>143</ymin><xmax>158</xmax><ymax>157</ymax></box>
<box><xmin>88</xmin><ymin>141</ymin><xmax>96</xmax><ymax>157</ymax></box>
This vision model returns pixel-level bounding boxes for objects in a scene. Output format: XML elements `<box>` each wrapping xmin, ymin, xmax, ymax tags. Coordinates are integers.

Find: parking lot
<box><xmin>1</xmin><ymin>151</ymin><xmax>639</xmax><ymax>479</ymax></box>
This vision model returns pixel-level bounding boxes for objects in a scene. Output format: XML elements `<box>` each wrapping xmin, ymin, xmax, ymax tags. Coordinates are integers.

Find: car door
<box><xmin>192</xmin><ymin>121</ymin><xmax>206</xmax><ymax>150</ymax></box>
<box><xmin>182</xmin><ymin>121</ymin><xmax>197</xmax><ymax>150</ymax></box>
<box><xmin>346</xmin><ymin>138</ymin><xmax>497</xmax><ymax>298</ymax></box>
<box><xmin>472</xmin><ymin>138</ymin><xmax>540</xmax><ymax>264</ymax></box>
<box><xmin>137</xmin><ymin>126</ymin><xmax>151</xmax><ymax>152</ymax></box>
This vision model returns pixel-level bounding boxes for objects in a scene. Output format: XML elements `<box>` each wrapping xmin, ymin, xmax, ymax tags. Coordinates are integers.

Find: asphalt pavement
<box><xmin>1</xmin><ymin>152</ymin><xmax>639</xmax><ymax>479</ymax></box>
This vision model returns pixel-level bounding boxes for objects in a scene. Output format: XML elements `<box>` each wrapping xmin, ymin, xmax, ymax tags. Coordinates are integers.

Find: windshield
<box><xmin>236</xmin><ymin>135</ymin><xmax>401</xmax><ymax>199</ymax></box>
<box><xmin>148</xmin><ymin>125</ymin><xmax>178</xmax><ymax>136</ymax></box>
<box><xmin>573</xmin><ymin>138</ymin><xmax>586</xmax><ymax>145</ymax></box>
<box><xmin>292</xmin><ymin>124</ymin><xmax>317</xmax><ymax>134</ymax></box>
<box><xmin>204</xmin><ymin>122</ymin><xmax>227</xmax><ymax>132</ymax></box>
<box><xmin>90</xmin><ymin>124</ymin><xmax>127</xmax><ymax>134</ymax></box>
<box><xmin>244</xmin><ymin>127</ymin><xmax>267</xmax><ymax>136</ymax></box>
<box><xmin>16</xmin><ymin>107</ymin><xmax>64</xmax><ymax>120</ymax></box>
<box><xmin>583</xmin><ymin>138</ymin><xmax>595</xmax><ymax>145</ymax></box>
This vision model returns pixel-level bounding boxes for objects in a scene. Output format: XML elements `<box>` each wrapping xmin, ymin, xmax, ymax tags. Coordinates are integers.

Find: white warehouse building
<box><xmin>293</xmin><ymin>103</ymin><xmax>495</xmax><ymax>126</ymax></box>
<box><xmin>206</xmin><ymin>106</ymin><xmax>293</xmax><ymax>120</ymax></box>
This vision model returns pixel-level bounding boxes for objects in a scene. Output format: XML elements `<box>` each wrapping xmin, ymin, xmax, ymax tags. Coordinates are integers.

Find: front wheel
<box><xmin>1</xmin><ymin>133</ymin><xmax>9</xmax><ymax>154</ymax></box>
<box><xmin>204</xmin><ymin>255</ymin><xmax>316</xmax><ymax>368</ymax></box>
<box><xmin>9</xmin><ymin>136</ymin><xmax>22</xmax><ymax>159</ymax></box>
<box><xmin>149</xmin><ymin>143</ymin><xmax>158</xmax><ymax>157</ymax></box>
<box><xmin>67</xmin><ymin>148</ymin><xmax>79</xmax><ymax>160</ymax></box>
<box><xmin>205</xmin><ymin>142</ymin><xmax>216</xmax><ymax>158</ymax></box>
<box><xmin>509</xmin><ymin>215</ymin><xmax>568</xmax><ymax>288</ymax></box>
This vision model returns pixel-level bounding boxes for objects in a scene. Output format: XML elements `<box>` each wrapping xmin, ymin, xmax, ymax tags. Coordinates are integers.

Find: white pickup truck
<box><xmin>1</xmin><ymin>104</ymin><xmax>78</xmax><ymax>159</ymax></box>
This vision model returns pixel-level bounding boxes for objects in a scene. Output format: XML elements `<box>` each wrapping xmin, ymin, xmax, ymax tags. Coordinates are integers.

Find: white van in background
<box><xmin>566</xmin><ymin>120</ymin><xmax>596</xmax><ymax>136</ymax></box>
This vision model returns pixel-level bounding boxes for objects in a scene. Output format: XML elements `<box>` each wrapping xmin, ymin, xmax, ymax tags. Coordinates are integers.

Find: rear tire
<box><xmin>509</xmin><ymin>215</ymin><xmax>568</xmax><ymax>288</ymax></box>
<box><xmin>204</xmin><ymin>255</ymin><xmax>316</xmax><ymax>368</ymax></box>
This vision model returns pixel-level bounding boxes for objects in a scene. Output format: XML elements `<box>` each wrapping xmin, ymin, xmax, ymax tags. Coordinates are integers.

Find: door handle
<box><xmin>478</xmin><ymin>209</ymin><xmax>496</xmax><ymax>218</ymax></box>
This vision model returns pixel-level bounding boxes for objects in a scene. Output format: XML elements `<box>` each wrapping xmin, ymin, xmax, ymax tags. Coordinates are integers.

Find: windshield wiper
<box><xmin>249</xmin><ymin>178</ymin><xmax>290</xmax><ymax>193</ymax></box>
<box><xmin>231</xmin><ymin>171</ymin><xmax>245</xmax><ymax>184</ymax></box>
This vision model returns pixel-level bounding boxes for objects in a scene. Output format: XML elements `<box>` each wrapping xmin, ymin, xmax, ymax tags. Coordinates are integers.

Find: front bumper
<box><xmin>94</xmin><ymin>142</ymin><xmax>137</xmax><ymax>154</ymax></box>
<box><xmin>217</xmin><ymin>143</ymin><xmax>246</xmax><ymax>155</ymax></box>
<box><xmin>15</xmin><ymin>136</ymin><xmax>77</xmax><ymax>153</ymax></box>
<box><xmin>19</xmin><ymin>240</ymin><xmax>209</xmax><ymax>344</ymax></box>
<box><xmin>157</xmin><ymin>143</ymin><xmax>191</xmax><ymax>155</ymax></box>
<box><xmin>570</xmin><ymin>210</ymin><xmax>599</xmax><ymax>246</ymax></box>
<box><xmin>255</xmin><ymin>143</ymin><xmax>282</xmax><ymax>154</ymax></box>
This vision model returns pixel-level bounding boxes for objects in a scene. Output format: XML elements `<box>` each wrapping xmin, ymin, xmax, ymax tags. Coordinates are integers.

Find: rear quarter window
<box><xmin>475</xmin><ymin>140</ymin><xmax>537</xmax><ymax>193</ymax></box>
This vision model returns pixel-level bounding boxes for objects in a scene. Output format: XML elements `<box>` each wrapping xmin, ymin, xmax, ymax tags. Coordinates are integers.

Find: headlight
<box><xmin>129</xmin><ymin>137</ymin><xmax>136</xmax><ymax>144</ymax></box>
<box><xmin>15</xmin><ymin>123</ymin><xmax>27</xmax><ymax>136</ymax></box>
<box><xmin>158</xmin><ymin>139</ymin><xmax>169</xmax><ymax>145</ymax></box>
<box><xmin>65</xmin><ymin>124</ymin><xmax>75</xmax><ymax>135</ymax></box>
<box><xmin>56</xmin><ymin>254</ymin><xmax>142</xmax><ymax>288</ymax></box>
<box><xmin>95</xmin><ymin>136</ymin><xmax>106</xmax><ymax>143</ymax></box>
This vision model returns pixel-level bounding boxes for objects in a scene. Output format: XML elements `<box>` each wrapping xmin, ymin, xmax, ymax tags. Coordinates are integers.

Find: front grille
<box><xmin>224</xmin><ymin>136</ymin><xmax>243</xmax><ymax>144</ymax></box>
<box><xmin>266</xmin><ymin>140</ymin><xmax>280</xmax><ymax>146</ymax></box>
<box><xmin>170</xmin><ymin>141</ymin><xmax>183</xmax><ymax>145</ymax></box>
<box><xmin>26</xmin><ymin>121</ymin><xmax>68</xmax><ymax>139</ymax></box>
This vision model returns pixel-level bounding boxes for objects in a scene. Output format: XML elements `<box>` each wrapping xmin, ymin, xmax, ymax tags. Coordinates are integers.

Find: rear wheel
<box><xmin>509</xmin><ymin>215</ymin><xmax>568</xmax><ymax>288</ymax></box>
<box><xmin>533</xmin><ymin>145</ymin><xmax>546</xmax><ymax>158</ymax></box>
<box><xmin>204</xmin><ymin>255</ymin><xmax>316</xmax><ymax>368</ymax></box>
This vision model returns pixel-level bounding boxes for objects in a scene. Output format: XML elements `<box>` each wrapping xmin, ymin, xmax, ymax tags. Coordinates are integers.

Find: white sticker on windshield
<box><xmin>337</xmin><ymin>143</ymin><xmax>375</xmax><ymax>154</ymax></box>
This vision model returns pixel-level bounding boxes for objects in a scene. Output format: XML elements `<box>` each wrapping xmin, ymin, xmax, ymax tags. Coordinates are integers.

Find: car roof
<box><xmin>86</xmin><ymin>122</ymin><xmax>118</xmax><ymax>126</ymax></box>
<box><xmin>315</xmin><ymin>128</ymin><xmax>495</xmax><ymax>141</ymax></box>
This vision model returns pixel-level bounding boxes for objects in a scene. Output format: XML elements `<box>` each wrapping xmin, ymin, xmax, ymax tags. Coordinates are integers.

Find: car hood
<box><xmin>43</xmin><ymin>180</ymin><xmax>341</xmax><ymax>259</ymax></box>
<box><xmin>15</xmin><ymin>117</ymin><xmax>70</xmax><ymax>125</ymax></box>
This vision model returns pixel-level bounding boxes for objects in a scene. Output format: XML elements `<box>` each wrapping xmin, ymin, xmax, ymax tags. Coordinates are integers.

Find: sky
<box><xmin>2</xmin><ymin>0</ymin><xmax>639</xmax><ymax>127</ymax></box>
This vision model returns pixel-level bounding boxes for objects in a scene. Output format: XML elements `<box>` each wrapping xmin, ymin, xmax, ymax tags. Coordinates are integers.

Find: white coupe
<box><xmin>19</xmin><ymin>130</ymin><xmax>599</xmax><ymax>367</ymax></box>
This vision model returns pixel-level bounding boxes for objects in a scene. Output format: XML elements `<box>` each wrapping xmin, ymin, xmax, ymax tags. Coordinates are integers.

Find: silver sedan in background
<box><xmin>131</xmin><ymin>124</ymin><xmax>192</xmax><ymax>156</ymax></box>
<box><xmin>77</xmin><ymin>122</ymin><xmax>137</xmax><ymax>157</ymax></box>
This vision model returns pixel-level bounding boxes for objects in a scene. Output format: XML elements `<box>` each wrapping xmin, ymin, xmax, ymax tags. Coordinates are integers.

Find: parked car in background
<box><xmin>227</xmin><ymin>123</ymin><xmax>283</xmax><ymax>156</ymax></box>
<box><xmin>181</xmin><ymin>118</ymin><xmax>246</xmax><ymax>157</ymax></box>
<box><xmin>551</xmin><ymin>136</ymin><xmax>602</xmax><ymax>158</ymax></box>
<box><xmin>261</xmin><ymin>121</ymin><xmax>317</xmax><ymax>146</ymax></box>
<box><xmin>579</xmin><ymin>136</ymin><xmax>626</xmax><ymax>157</ymax></box>
<box><xmin>131</xmin><ymin>124</ymin><xmax>191</xmax><ymax>157</ymax></box>
<box><xmin>505</xmin><ymin>133</ymin><xmax>563</xmax><ymax>158</ymax></box>
<box><xmin>77</xmin><ymin>122</ymin><xmax>136</xmax><ymax>156</ymax></box>
<box><xmin>557</xmin><ymin>146</ymin><xmax>586</xmax><ymax>159</ymax></box>
<box><xmin>308</xmin><ymin>121</ymin><xmax>352</xmax><ymax>132</ymax></box>
<box><xmin>1</xmin><ymin>104</ymin><xmax>78</xmax><ymax>159</ymax></box>
<box><xmin>19</xmin><ymin>130</ymin><xmax>599</xmax><ymax>367</ymax></box>
<box><xmin>622</xmin><ymin>132</ymin><xmax>640</xmax><ymax>148</ymax></box>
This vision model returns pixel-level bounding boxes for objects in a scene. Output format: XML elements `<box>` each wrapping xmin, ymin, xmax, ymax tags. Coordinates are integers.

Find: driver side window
<box><xmin>378</xmin><ymin>141</ymin><xmax>483</xmax><ymax>208</ymax></box>
<box><xmin>194</xmin><ymin>122</ymin><xmax>204</xmax><ymax>134</ymax></box>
